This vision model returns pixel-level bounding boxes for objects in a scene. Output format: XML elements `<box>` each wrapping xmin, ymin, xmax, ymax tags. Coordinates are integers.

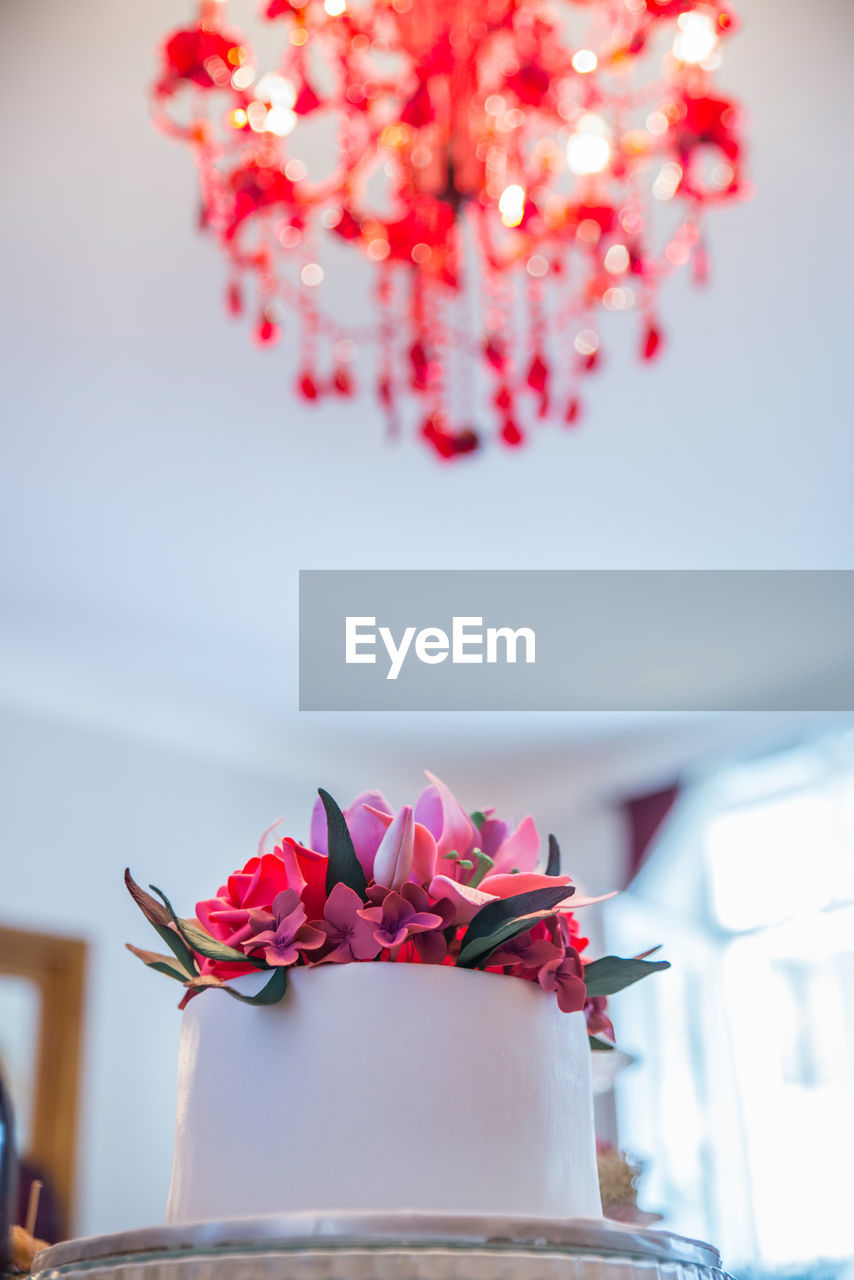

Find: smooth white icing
<box><xmin>166</xmin><ymin>963</ymin><xmax>602</xmax><ymax>1224</ymax></box>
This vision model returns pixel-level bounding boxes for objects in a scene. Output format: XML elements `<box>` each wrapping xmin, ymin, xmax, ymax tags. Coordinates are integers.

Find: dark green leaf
<box><xmin>125</xmin><ymin>942</ymin><xmax>189</xmax><ymax>982</ymax></box>
<box><xmin>126</xmin><ymin>869</ymin><xmax>198</xmax><ymax>975</ymax></box>
<box><xmin>589</xmin><ymin>1034</ymin><xmax>616</xmax><ymax>1052</ymax></box>
<box><xmin>457</xmin><ymin>884</ymin><xmax>575</xmax><ymax>969</ymax></box>
<box><xmin>318</xmin><ymin>787</ymin><xmax>367</xmax><ymax>897</ymax></box>
<box><xmin>223</xmin><ymin>966</ymin><xmax>288</xmax><ymax>1005</ymax></box>
<box><xmin>458</xmin><ymin>916</ymin><xmax>544</xmax><ymax>969</ymax></box>
<box><xmin>583</xmin><ymin>954</ymin><xmax>670</xmax><ymax>998</ymax></box>
<box><xmin>178</xmin><ymin>917</ymin><xmax>268</xmax><ymax>967</ymax></box>
<box><xmin>149</xmin><ymin>885</ymin><xmax>266</xmax><ymax>968</ymax></box>
<box><xmin>546</xmin><ymin>834</ymin><xmax>561</xmax><ymax>877</ymax></box>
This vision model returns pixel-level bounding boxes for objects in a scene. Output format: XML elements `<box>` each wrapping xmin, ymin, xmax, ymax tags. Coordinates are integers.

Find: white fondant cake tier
<box><xmin>166</xmin><ymin>963</ymin><xmax>602</xmax><ymax>1224</ymax></box>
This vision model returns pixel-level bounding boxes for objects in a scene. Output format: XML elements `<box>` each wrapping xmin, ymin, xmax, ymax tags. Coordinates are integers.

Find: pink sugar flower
<box><xmin>414</xmin><ymin>771</ymin><xmax>479</xmax><ymax>869</ymax></box>
<box><xmin>316</xmin><ymin>882</ymin><xmax>381</xmax><ymax>963</ymax></box>
<box><xmin>485</xmin><ymin>815</ymin><xmax>541</xmax><ymax>875</ymax></box>
<box><xmin>428</xmin><ymin>869</ymin><xmax>575</xmax><ymax>924</ymax></box>
<box><xmin>241</xmin><ymin>889</ymin><xmax>326</xmax><ymax>967</ymax></box>
<box><xmin>358</xmin><ymin>887</ymin><xmax>443</xmax><ymax>949</ymax></box>
<box><xmin>538</xmin><ymin>946</ymin><xmax>587</xmax><ymax>1013</ymax></box>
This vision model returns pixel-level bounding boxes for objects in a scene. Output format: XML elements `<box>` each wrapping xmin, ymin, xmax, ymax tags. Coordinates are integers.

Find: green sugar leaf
<box><xmin>583</xmin><ymin>954</ymin><xmax>671</xmax><ymax>998</ymax></box>
<box><xmin>223</xmin><ymin>966</ymin><xmax>288</xmax><ymax>1005</ymax></box>
<box><xmin>149</xmin><ymin>884</ymin><xmax>266</xmax><ymax>968</ymax></box>
<box><xmin>457</xmin><ymin>883</ymin><xmax>575</xmax><ymax>969</ymax></box>
<box><xmin>319</xmin><ymin>787</ymin><xmax>368</xmax><ymax>897</ymax></box>
<box><xmin>125</xmin><ymin>942</ymin><xmax>190</xmax><ymax>982</ymax></box>
<box><xmin>125</xmin><ymin>868</ymin><xmax>198</xmax><ymax>976</ymax></box>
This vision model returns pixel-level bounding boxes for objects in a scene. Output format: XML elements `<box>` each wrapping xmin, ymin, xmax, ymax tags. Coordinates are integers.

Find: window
<box><xmin>606</xmin><ymin>733</ymin><xmax>854</xmax><ymax>1278</ymax></box>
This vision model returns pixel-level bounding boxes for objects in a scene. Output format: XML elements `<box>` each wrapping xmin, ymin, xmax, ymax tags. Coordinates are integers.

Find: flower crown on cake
<box><xmin>126</xmin><ymin>772</ymin><xmax>668</xmax><ymax>1047</ymax></box>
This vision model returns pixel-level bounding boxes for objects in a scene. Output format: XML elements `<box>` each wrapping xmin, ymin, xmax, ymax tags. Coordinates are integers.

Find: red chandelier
<box><xmin>153</xmin><ymin>0</ymin><xmax>748</xmax><ymax>458</ymax></box>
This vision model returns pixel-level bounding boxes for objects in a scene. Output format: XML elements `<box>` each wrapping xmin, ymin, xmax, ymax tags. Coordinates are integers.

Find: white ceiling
<box><xmin>1</xmin><ymin>0</ymin><xmax>853</xmax><ymax>796</ymax></box>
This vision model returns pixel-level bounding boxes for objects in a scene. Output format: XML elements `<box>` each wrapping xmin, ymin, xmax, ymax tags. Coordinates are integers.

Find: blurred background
<box><xmin>2</xmin><ymin>0</ymin><xmax>853</xmax><ymax>1276</ymax></box>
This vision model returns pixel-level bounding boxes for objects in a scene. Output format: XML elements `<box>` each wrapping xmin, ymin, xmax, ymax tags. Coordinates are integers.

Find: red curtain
<box><xmin>622</xmin><ymin>783</ymin><xmax>680</xmax><ymax>883</ymax></box>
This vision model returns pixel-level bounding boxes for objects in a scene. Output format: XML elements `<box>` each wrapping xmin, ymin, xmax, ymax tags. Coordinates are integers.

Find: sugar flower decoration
<box><xmin>316</xmin><ymin>882</ymin><xmax>382</xmax><ymax>963</ymax></box>
<box><xmin>241</xmin><ymin>889</ymin><xmax>325</xmax><ymax>966</ymax></box>
<box><xmin>538</xmin><ymin>947</ymin><xmax>587</xmax><ymax>1014</ymax></box>
<box><xmin>126</xmin><ymin>771</ymin><xmax>670</xmax><ymax>1033</ymax></box>
<box><xmin>358</xmin><ymin>887</ymin><xmax>443</xmax><ymax>949</ymax></box>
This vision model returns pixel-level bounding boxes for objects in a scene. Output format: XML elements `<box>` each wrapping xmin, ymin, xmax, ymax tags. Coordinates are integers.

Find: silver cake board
<box><xmin>34</xmin><ymin>1212</ymin><xmax>733</xmax><ymax>1280</ymax></box>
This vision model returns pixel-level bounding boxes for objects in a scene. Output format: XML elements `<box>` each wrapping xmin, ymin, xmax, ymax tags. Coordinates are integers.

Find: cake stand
<box><xmin>32</xmin><ymin>1212</ymin><xmax>733</xmax><ymax>1280</ymax></box>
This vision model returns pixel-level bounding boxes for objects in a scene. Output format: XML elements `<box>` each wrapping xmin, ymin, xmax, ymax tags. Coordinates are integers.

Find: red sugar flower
<box><xmin>195</xmin><ymin>852</ymin><xmax>290</xmax><ymax>975</ymax></box>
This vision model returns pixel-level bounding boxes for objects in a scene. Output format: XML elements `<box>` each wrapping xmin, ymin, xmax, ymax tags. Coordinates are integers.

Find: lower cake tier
<box><xmin>34</xmin><ymin>1214</ymin><xmax>730</xmax><ymax>1280</ymax></box>
<box><xmin>167</xmin><ymin>964</ymin><xmax>603</xmax><ymax>1223</ymax></box>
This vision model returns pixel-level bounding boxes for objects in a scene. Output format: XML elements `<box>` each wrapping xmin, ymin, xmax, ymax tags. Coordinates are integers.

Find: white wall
<box><xmin>2</xmin><ymin>705</ymin><xmax>304</xmax><ymax>1235</ymax></box>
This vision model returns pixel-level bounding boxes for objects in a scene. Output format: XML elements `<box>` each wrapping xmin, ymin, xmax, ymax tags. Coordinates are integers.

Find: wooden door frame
<box><xmin>0</xmin><ymin>925</ymin><xmax>87</xmax><ymax>1238</ymax></box>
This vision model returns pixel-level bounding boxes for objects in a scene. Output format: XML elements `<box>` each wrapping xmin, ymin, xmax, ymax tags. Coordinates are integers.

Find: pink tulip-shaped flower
<box><xmin>240</xmin><ymin>889</ymin><xmax>326</xmax><ymax>966</ymax></box>
<box><xmin>414</xmin><ymin>771</ymin><xmax>479</xmax><ymax>869</ymax></box>
<box><xmin>372</xmin><ymin>805</ymin><xmax>416</xmax><ymax>890</ymax></box>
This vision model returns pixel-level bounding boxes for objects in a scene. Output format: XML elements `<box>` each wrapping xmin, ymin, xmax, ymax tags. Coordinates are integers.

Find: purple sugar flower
<box><xmin>316</xmin><ymin>882</ymin><xmax>381</xmax><ymax>962</ymax></box>
<box><xmin>403</xmin><ymin>884</ymin><xmax>456</xmax><ymax>964</ymax></box>
<box><xmin>537</xmin><ymin>946</ymin><xmax>587</xmax><ymax>1013</ymax></box>
<box><xmin>241</xmin><ymin>889</ymin><xmax>325</xmax><ymax>967</ymax></box>
<box><xmin>358</xmin><ymin>886</ymin><xmax>443</xmax><ymax>949</ymax></box>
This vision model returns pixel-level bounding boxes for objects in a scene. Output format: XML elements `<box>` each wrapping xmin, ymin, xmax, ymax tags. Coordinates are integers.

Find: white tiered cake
<box><xmin>166</xmin><ymin>963</ymin><xmax>602</xmax><ymax>1224</ymax></box>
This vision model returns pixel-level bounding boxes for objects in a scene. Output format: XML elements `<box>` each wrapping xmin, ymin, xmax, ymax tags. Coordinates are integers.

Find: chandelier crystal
<box><xmin>153</xmin><ymin>0</ymin><xmax>748</xmax><ymax>458</ymax></box>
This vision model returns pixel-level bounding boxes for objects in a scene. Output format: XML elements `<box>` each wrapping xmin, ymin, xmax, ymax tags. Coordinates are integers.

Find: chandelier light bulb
<box><xmin>566</xmin><ymin>114</ymin><xmax>611</xmax><ymax>176</ymax></box>
<box><xmin>231</xmin><ymin>64</ymin><xmax>255</xmax><ymax>90</ymax></box>
<box><xmin>267</xmin><ymin>105</ymin><xmax>298</xmax><ymax>135</ymax></box>
<box><xmin>672</xmin><ymin>11</ymin><xmax>718</xmax><ymax>64</ymax></box>
<box><xmin>604</xmin><ymin>244</ymin><xmax>630</xmax><ymax>273</ymax></box>
<box><xmin>498</xmin><ymin>184</ymin><xmax>526</xmax><ymax>227</ymax></box>
<box><xmin>254</xmin><ymin>72</ymin><xmax>297</xmax><ymax>108</ymax></box>
<box><xmin>571</xmin><ymin>50</ymin><xmax>598</xmax><ymax>74</ymax></box>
